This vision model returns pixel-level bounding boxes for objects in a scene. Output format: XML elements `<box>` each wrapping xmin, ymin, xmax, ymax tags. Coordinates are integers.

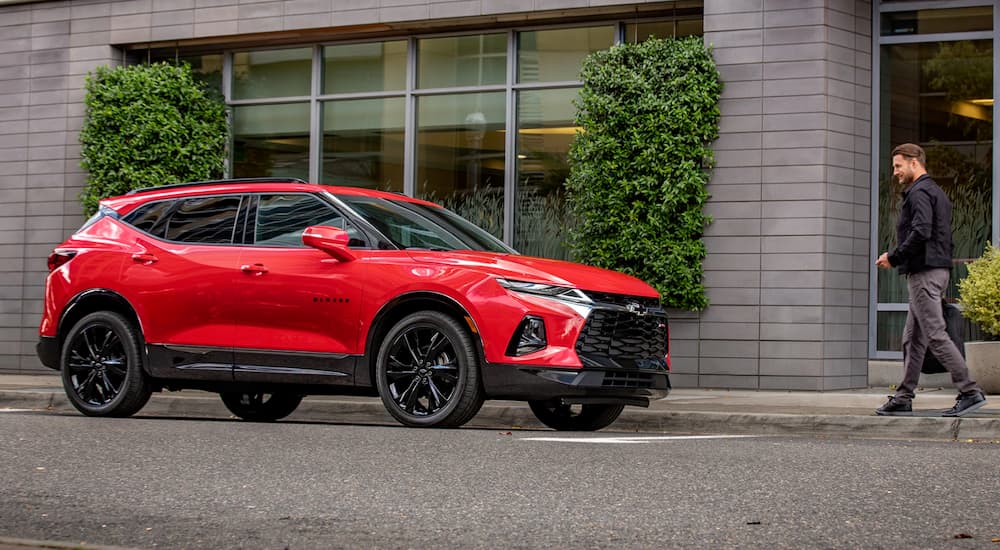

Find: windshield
<box><xmin>338</xmin><ymin>195</ymin><xmax>517</xmax><ymax>254</ymax></box>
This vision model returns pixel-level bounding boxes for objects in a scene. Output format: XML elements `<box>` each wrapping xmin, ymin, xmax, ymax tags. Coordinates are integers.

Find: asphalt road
<box><xmin>1</xmin><ymin>410</ymin><xmax>998</xmax><ymax>549</ymax></box>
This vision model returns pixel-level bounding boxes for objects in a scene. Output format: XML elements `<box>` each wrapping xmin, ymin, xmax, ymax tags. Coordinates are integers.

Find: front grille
<box><xmin>602</xmin><ymin>371</ymin><xmax>656</xmax><ymax>389</ymax></box>
<box><xmin>583</xmin><ymin>290</ymin><xmax>661</xmax><ymax>309</ymax></box>
<box><xmin>575</xmin><ymin>300</ymin><xmax>668</xmax><ymax>370</ymax></box>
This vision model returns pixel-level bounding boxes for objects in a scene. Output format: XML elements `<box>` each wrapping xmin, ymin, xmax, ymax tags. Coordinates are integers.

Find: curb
<box><xmin>2</xmin><ymin>389</ymin><xmax>999</xmax><ymax>442</ymax></box>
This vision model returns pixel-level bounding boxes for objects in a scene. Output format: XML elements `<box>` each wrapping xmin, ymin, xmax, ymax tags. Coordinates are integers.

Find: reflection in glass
<box><xmin>322</xmin><ymin>98</ymin><xmax>405</xmax><ymax>192</ymax></box>
<box><xmin>877</xmin><ymin>39</ymin><xmax>993</xmax><ymax>351</ymax></box>
<box><xmin>516</xmin><ymin>88</ymin><xmax>580</xmax><ymax>260</ymax></box>
<box><xmin>418</xmin><ymin>34</ymin><xmax>506</xmax><ymax>89</ymax></box>
<box><xmin>324</xmin><ymin>41</ymin><xmax>407</xmax><ymax>94</ymax></box>
<box><xmin>417</xmin><ymin>92</ymin><xmax>505</xmax><ymax>239</ymax></box>
<box><xmin>518</xmin><ymin>26</ymin><xmax>614</xmax><ymax>83</ymax></box>
<box><xmin>232</xmin><ymin>103</ymin><xmax>310</xmax><ymax>180</ymax></box>
<box><xmin>881</xmin><ymin>6</ymin><xmax>992</xmax><ymax>36</ymax></box>
<box><xmin>232</xmin><ymin>48</ymin><xmax>312</xmax><ymax>99</ymax></box>
<box><xmin>625</xmin><ymin>18</ymin><xmax>704</xmax><ymax>43</ymax></box>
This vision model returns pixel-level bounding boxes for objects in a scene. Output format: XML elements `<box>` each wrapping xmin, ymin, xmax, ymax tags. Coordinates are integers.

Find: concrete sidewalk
<box><xmin>2</xmin><ymin>374</ymin><xmax>998</xmax><ymax>441</ymax></box>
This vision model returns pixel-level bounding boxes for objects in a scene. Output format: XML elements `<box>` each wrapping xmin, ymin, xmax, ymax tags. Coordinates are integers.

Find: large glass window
<box><xmin>518</xmin><ymin>26</ymin><xmax>614</xmax><ymax>83</ymax></box>
<box><xmin>322</xmin><ymin>98</ymin><xmax>405</xmax><ymax>191</ymax></box>
<box><xmin>516</xmin><ymin>88</ymin><xmax>580</xmax><ymax>259</ymax></box>
<box><xmin>417</xmin><ymin>92</ymin><xmax>506</xmax><ymax>238</ymax></box>
<box><xmin>233</xmin><ymin>103</ymin><xmax>310</xmax><ymax>180</ymax></box>
<box><xmin>877</xmin><ymin>20</ymin><xmax>994</xmax><ymax>353</ymax></box>
<box><xmin>232</xmin><ymin>48</ymin><xmax>312</xmax><ymax>99</ymax></box>
<box><xmin>418</xmin><ymin>34</ymin><xmax>507</xmax><ymax>89</ymax></box>
<box><xmin>324</xmin><ymin>41</ymin><xmax>407</xmax><ymax>94</ymax></box>
<box><xmin>218</xmin><ymin>11</ymin><xmax>705</xmax><ymax>256</ymax></box>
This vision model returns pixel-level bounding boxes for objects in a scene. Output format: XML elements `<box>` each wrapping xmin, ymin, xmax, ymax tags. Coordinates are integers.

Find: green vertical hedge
<box><xmin>80</xmin><ymin>62</ymin><xmax>228</xmax><ymax>215</ymax></box>
<box><xmin>566</xmin><ymin>37</ymin><xmax>721</xmax><ymax>311</ymax></box>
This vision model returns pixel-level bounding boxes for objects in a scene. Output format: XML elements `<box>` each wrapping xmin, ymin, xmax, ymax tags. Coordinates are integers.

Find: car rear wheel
<box><xmin>376</xmin><ymin>311</ymin><xmax>484</xmax><ymax>428</ymax></box>
<box><xmin>528</xmin><ymin>400</ymin><xmax>625</xmax><ymax>431</ymax></box>
<box><xmin>220</xmin><ymin>392</ymin><xmax>303</xmax><ymax>422</ymax></box>
<box><xmin>60</xmin><ymin>311</ymin><xmax>152</xmax><ymax>417</ymax></box>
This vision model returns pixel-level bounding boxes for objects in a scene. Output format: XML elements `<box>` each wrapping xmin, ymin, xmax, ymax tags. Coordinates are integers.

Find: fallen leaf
<box><xmin>498</xmin><ymin>431</ymin><xmax>512</xmax><ymax>436</ymax></box>
<box><xmin>954</xmin><ymin>533</ymin><xmax>973</xmax><ymax>539</ymax></box>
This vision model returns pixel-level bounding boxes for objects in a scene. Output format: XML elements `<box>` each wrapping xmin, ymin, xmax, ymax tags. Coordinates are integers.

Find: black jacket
<box><xmin>889</xmin><ymin>174</ymin><xmax>954</xmax><ymax>275</ymax></box>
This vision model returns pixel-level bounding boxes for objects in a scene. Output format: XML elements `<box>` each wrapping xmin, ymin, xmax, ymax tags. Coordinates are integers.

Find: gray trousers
<box><xmin>895</xmin><ymin>268</ymin><xmax>981</xmax><ymax>402</ymax></box>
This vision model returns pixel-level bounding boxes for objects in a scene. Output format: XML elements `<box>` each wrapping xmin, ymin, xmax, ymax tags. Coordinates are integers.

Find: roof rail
<box><xmin>126</xmin><ymin>177</ymin><xmax>309</xmax><ymax>195</ymax></box>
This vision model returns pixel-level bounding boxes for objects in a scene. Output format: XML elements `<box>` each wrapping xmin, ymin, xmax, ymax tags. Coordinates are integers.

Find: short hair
<box><xmin>891</xmin><ymin>143</ymin><xmax>926</xmax><ymax>168</ymax></box>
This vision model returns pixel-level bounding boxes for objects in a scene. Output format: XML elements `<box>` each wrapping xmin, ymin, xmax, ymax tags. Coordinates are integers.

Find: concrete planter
<box><xmin>964</xmin><ymin>341</ymin><xmax>1000</xmax><ymax>394</ymax></box>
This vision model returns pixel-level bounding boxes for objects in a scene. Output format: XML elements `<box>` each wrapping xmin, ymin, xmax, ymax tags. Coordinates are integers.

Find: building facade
<box><xmin>0</xmin><ymin>0</ymin><xmax>995</xmax><ymax>391</ymax></box>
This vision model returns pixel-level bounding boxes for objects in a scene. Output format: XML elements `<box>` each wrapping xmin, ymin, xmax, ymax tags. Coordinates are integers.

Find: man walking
<box><xmin>875</xmin><ymin>143</ymin><xmax>987</xmax><ymax>417</ymax></box>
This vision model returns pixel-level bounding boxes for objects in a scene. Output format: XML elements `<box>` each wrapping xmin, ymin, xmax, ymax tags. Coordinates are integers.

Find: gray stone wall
<box><xmin>668</xmin><ymin>0</ymin><xmax>872</xmax><ymax>389</ymax></box>
<box><xmin>0</xmin><ymin>0</ymin><xmax>874</xmax><ymax>391</ymax></box>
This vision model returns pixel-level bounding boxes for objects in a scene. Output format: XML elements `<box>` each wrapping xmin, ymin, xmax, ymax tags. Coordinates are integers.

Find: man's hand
<box><xmin>876</xmin><ymin>252</ymin><xmax>892</xmax><ymax>269</ymax></box>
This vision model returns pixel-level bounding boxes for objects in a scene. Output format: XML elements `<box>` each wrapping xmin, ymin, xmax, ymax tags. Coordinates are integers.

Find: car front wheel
<box><xmin>220</xmin><ymin>392</ymin><xmax>303</xmax><ymax>422</ymax></box>
<box><xmin>376</xmin><ymin>311</ymin><xmax>484</xmax><ymax>428</ymax></box>
<box><xmin>60</xmin><ymin>311</ymin><xmax>152</xmax><ymax>417</ymax></box>
<box><xmin>528</xmin><ymin>400</ymin><xmax>625</xmax><ymax>431</ymax></box>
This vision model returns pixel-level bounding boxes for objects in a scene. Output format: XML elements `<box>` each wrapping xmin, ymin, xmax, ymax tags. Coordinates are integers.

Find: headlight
<box><xmin>496</xmin><ymin>278</ymin><xmax>592</xmax><ymax>304</ymax></box>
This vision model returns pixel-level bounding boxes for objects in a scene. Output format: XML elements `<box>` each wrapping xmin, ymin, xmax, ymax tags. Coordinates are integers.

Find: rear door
<box><xmin>118</xmin><ymin>194</ymin><xmax>245</xmax><ymax>381</ymax></box>
<box><xmin>233</xmin><ymin>193</ymin><xmax>368</xmax><ymax>385</ymax></box>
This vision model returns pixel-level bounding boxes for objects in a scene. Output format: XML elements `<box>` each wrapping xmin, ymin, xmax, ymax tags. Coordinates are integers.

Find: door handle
<box><xmin>241</xmin><ymin>263</ymin><xmax>268</xmax><ymax>275</ymax></box>
<box><xmin>131</xmin><ymin>252</ymin><xmax>158</xmax><ymax>265</ymax></box>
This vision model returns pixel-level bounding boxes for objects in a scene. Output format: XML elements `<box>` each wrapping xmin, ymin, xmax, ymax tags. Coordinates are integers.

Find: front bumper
<box><xmin>36</xmin><ymin>336</ymin><xmax>60</xmax><ymax>370</ymax></box>
<box><xmin>482</xmin><ymin>363</ymin><xmax>670</xmax><ymax>405</ymax></box>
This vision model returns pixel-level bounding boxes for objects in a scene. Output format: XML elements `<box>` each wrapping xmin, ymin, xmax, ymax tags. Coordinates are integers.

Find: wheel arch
<box><xmin>58</xmin><ymin>289</ymin><xmax>144</xmax><ymax>357</ymax></box>
<box><xmin>360</xmin><ymin>291</ymin><xmax>483</xmax><ymax>388</ymax></box>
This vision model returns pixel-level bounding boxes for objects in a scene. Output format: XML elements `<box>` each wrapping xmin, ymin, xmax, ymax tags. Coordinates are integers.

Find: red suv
<box><xmin>37</xmin><ymin>179</ymin><xmax>670</xmax><ymax>430</ymax></box>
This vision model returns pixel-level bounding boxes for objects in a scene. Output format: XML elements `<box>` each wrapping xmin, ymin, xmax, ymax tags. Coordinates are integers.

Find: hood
<box><xmin>405</xmin><ymin>250</ymin><xmax>660</xmax><ymax>298</ymax></box>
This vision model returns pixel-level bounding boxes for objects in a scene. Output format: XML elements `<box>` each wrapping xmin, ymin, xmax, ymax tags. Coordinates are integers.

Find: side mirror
<box><xmin>302</xmin><ymin>226</ymin><xmax>355</xmax><ymax>262</ymax></box>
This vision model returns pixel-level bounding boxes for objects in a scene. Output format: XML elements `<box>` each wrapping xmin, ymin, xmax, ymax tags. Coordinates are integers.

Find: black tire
<box><xmin>528</xmin><ymin>400</ymin><xmax>625</xmax><ymax>431</ymax></box>
<box><xmin>220</xmin><ymin>392</ymin><xmax>303</xmax><ymax>422</ymax></box>
<box><xmin>376</xmin><ymin>311</ymin><xmax>484</xmax><ymax>428</ymax></box>
<box><xmin>60</xmin><ymin>311</ymin><xmax>152</xmax><ymax>417</ymax></box>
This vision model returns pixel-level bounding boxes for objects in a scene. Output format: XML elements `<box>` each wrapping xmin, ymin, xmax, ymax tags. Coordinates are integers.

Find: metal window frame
<box><xmin>870</xmin><ymin>0</ymin><xmax>997</xmax><ymax>360</ymax></box>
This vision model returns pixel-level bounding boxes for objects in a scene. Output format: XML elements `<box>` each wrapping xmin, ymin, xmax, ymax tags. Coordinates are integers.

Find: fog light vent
<box><xmin>506</xmin><ymin>316</ymin><xmax>547</xmax><ymax>356</ymax></box>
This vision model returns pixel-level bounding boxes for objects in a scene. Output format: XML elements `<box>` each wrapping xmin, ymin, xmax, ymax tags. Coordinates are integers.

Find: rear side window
<box><xmin>123</xmin><ymin>195</ymin><xmax>243</xmax><ymax>244</ymax></box>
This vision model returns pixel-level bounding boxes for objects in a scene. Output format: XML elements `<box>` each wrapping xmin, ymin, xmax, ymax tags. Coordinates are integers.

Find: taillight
<box><xmin>47</xmin><ymin>250</ymin><xmax>77</xmax><ymax>271</ymax></box>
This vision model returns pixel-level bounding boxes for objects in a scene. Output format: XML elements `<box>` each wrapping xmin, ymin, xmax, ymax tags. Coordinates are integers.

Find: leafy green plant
<box><xmin>80</xmin><ymin>62</ymin><xmax>228</xmax><ymax>214</ymax></box>
<box><xmin>566</xmin><ymin>37</ymin><xmax>721</xmax><ymax>310</ymax></box>
<box><xmin>959</xmin><ymin>244</ymin><xmax>1000</xmax><ymax>337</ymax></box>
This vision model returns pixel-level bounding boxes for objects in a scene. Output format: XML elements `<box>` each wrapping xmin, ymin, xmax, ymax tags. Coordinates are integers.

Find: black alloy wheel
<box><xmin>376</xmin><ymin>311</ymin><xmax>484</xmax><ymax>428</ymax></box>
<box><xmin>528</xmin><ymin>400</ymin><xmax>625</xmax><ymax>431</ymax></box>
<box><xmin>220</xmin><ymin>392</ymin><xmax>303</xmax><ymax>422</ymax></box>
<box><xmin>60</xmin><ymin>311</ymin><xmax>152</xmax><ymax>417</ymax></box>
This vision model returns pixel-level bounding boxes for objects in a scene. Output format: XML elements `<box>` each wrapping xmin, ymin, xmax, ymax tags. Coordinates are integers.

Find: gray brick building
<box><xmin>1</xmin><ymin>0</ymin><xmax>996</xmax><ymax>391</ymax></box>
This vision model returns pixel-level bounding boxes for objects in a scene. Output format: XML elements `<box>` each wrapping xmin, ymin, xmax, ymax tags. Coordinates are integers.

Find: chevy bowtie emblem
<box><xmin>626</xmin><ymin>302</ymin><xmax>648</xmax><ymax>316</ymax></box>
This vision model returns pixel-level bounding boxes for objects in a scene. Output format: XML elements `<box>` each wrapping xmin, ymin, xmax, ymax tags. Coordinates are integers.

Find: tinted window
<box><xmin>124</xmin><ymin>201</ymin><xmax>173</xmax><ymax>239</ymax></box>
<box><xmin>340</xmin><ymin>195</ymin><xmax>515</xmax><ymax>253</ymax></box>
<box><xmin>255</xmin><ymin>194</ymin><xmax>365</xmax><ymax>247</ymax></box>
<box><xmin>165</xmin><ymin>196</ymin><xmax>243</xmax><ymax>244</ymax></box>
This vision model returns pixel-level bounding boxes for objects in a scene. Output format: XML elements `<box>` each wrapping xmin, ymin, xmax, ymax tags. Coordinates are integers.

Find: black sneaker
<box><xmin>875</xmin><ymin>396</ymin><xmax>912</xmax><ymax>416</ymax></box>
<box><xmin>942</xmin><ymin>392</ymin><xmax>987</xmax><ymax>417</ymax></box>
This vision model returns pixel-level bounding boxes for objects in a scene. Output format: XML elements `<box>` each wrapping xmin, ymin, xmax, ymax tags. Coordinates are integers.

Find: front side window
<box><xmin>255</xmin><ymin>193</ymin><xmax>364</xmax><ymax>247</ymax></box>
<box><xmin>340</xmin><ymin>195</ymin><xmax>513</xmax><ymax>254</ymax></box>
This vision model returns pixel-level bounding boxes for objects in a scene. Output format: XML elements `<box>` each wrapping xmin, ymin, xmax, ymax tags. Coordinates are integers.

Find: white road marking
<box><xmin>0</xmin><ymin>409</ymin><xmax>41</xmax><ymax>413</ymax></box>
<box><xmin>520</xmin><ymin>434</ymin><xmax>758</xmax><ymax>444</ymax></box>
